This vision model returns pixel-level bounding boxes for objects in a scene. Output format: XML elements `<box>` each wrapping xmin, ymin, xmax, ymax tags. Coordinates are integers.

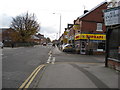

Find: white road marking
<box><xmin>52</xmin><ymin>57</ymin><xmax>55</xmax><ymax>64</ymax></box>
<box><xmin>48</xmin><ymin>51</ymin><xmax>52</xmax><ymax>55</ymax></box>
<box><xmin>47</xmin><ymin>55</ymin><xmax>52</xmax><ymax>63</ymax></box>
<box><xmin>47</xmin><ymin>50</ymin><xmax>55</xmax><ymax>64</ymax></box>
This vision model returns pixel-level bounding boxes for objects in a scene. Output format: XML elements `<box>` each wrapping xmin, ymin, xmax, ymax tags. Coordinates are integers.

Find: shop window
<box><xmin>69</xmin><ymin>40</ymin><xmax>71</xmax><ymax>43</ymax></box>
<box><xmin>98</xmin><ymin>42</ymin><xmax>105</xmax><ymax>50</ymax></box>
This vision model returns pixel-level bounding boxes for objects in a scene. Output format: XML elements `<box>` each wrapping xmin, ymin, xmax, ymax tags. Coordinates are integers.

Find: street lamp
<box><xmin>53</xmin><ymin>13</ymin><xmax>61</xmax><ymax>39</ymax></box>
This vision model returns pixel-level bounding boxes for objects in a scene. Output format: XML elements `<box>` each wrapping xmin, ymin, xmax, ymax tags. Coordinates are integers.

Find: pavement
<box><xmin>29</xmin><ymin>47</ymin><xmax>120</xmax><ymax>89</ymax></box>
<box><xmin>31</xmin><ymin>63</ymin><xmax>118</xmax><ymax>89</ymax></box>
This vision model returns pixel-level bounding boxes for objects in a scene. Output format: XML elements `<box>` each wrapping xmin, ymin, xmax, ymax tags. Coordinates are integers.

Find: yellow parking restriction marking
<box><xmin>18</xmin><ymin>64</ymin><xmax>45</xmax><ymax>89</ymax></box>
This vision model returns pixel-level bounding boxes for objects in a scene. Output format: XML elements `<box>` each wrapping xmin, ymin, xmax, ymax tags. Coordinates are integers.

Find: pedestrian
<box><xmin>11</xmin><ymin>43</ymin><xmax>14</xmax><ymax>48</ymax></box>
<box><xmin>52</xmin><ymin>43</ymin><xmax>55</xmax><ymax>47</ymax></box>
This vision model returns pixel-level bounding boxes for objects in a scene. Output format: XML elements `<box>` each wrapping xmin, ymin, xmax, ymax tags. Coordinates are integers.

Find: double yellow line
<box><xmin>18</xmin><ymin>64</ymin><xmax>45</xmax><ymax>89</ymax></box>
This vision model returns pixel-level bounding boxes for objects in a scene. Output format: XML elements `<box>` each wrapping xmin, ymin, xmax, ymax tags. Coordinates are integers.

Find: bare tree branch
<box><xmin>10</xmin><ymin>12</ymin><xmax>40</xmax><ymax>42</ymax></box>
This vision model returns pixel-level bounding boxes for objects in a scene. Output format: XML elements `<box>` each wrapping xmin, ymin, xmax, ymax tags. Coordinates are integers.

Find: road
<box><xmin>2</xmin><ymin>45</ymin><xmax>119</xmax><ymax>89</ymax></box>
<box><xmin>2</xmin><ymin>45</ymin><xmax>52</xmax><ymax>88</ymax></box>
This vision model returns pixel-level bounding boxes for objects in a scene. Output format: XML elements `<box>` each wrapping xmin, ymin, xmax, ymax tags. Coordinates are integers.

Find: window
<box><xmin>98</xmin><ymin>42</ymin><xmax>105</xmax><ymax>50</ymax></box>
<box><xmin>96</xmin><ymin>23</ymin><xmax>103</xmax><ymax>31</ymax></box>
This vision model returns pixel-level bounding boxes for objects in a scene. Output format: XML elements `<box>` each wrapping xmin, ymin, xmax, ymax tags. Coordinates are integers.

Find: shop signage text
<box><xmin>75</xmin><ymin>34</ymin><xmax>106</xmax><ymax>40</ymax></box>
<box><xmin>104</xmin><ymin>6</ymin><xmax>120</xmax><ymax>26</ymax></box>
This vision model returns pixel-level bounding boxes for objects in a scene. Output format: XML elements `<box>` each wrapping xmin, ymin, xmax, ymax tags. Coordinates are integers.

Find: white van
<box><xmin>47</xmin><ymin>43</ymin><xmax>53</xmax><ymax>46</ymax></box>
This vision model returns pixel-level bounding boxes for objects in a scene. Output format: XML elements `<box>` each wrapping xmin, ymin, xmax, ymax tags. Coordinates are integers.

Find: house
<box><xmin>35</xmin><ymin>33</ymin><xmax>47</xmax><ymax>44</ymax></box>
<box><xmin>66</xmin><ymin>24</ymin><xmax>75</xmax><ymax>45</ymax></box>
<box><xmin>74</xmin><ymin>1</ymin><xmax>107</xmax><ymax>54</ymax></box>
<box><xmin>31</xmin><ymin>35</ymin><xmax>41</xmax><ymax>44</ymax></box>
<box><xmin>0</xmin><ymin>28</ymin><xmax>14</xmax><ymax>43</ymax></box>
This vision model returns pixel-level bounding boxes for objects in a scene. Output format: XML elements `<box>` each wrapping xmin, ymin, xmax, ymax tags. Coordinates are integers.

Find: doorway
<box><xmin>80</xmin><ymin>41</ymin><xmax>86</xmax><ymax>54</ymax></box>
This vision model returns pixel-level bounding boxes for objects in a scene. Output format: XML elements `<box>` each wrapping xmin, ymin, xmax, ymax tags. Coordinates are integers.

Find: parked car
<box><xmin>47</xmin><ymin>43</ymin><xmax>53</xmax><ymax>46</ymax></box>
<box><xmin>0</xmin><ymin>42</ymin><xmax>3</xmax><ymax>49</ymax></box>
<box><xmin>62</xmin><ymin>44</ymin><xmax>75</xmax><ymax>52</ymax></box>
<box><xmin>43</xmin><ymin>43</ymin><xmax>47</xmax><ymax>46</ymax></box>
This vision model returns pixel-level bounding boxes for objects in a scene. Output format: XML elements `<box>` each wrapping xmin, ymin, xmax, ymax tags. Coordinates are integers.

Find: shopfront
<box><xmin>75</xmin><ymin>34</ymin><xmax>106</xmax><ymax>54</ymax></box>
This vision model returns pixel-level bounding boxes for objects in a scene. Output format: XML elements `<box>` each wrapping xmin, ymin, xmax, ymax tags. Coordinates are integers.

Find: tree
<box><xmin>46</xmin><ymin>37</ymin><xmax>51</xmax><ymax>43</ymax></box>
<box><xmin>10</xmin><ymin>12</ymin><xmax>40</xmax><ymax>42</ymax></box>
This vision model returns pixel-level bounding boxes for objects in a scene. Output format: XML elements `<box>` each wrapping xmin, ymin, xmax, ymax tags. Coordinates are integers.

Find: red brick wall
<box><xmin>81</xmin><ymin>21</ymin><xmax>96</xmax><ymax>32</ymax></box>
<box><xmin>80</xmin><ymin>2</ymin><xmax>107</xmax><ymax>33</ymax></box>
<box><xmin>82</xmin><ymin>3</ymin><xmax>107</xmax><ymax>22</ymax></box>
<box><xmin>108</xmin><ymin>60</ymin><xmax>120</xmax><ymax>71</ymax></box>
<box><xmin>81</xmin><ymin>21</ymin><xmax>106</xmax><ymax>33</ymax></box>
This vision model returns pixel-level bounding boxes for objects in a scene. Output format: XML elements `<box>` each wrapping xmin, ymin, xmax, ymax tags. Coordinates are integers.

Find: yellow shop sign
<box><xmin>75</xmin><ymin>34</ymin><xmax>106</xmax><ymax>40</ymax></box>
<box><xmin>73</xmin><ymin>25</ymin><xmax>80</xmax><ymax>30</ymax></box>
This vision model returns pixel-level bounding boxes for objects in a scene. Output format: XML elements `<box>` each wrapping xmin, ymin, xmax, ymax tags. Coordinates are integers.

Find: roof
<box><xmin>0</xmin><ymin>27</ymin><xmax>12</xmax><ymax>31</ymax></box>
<box><xmin>0</xmin><ymin>28</ymin><xmax>9</xmax><ymax>30</ymax></box>
<box><xmin>31</xmin><ymin>35</ymin><xmax>40</xmax><ymax>39</ymax></box>
<box><xmin>79</xmin><ymin>1</ymin><xmax>107</xmax><ymax>19</ymax></box>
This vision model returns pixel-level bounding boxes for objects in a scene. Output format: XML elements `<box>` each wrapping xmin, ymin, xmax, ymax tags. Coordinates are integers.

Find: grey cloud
<box><xmin>0</xmin><ymin>14</ymin><xmax>12</xmax><ymax>27</ymax></box>
<box><xmin>40</xmin><ymin>26</ymin><xmax>59</xmax><ymax>40</ymax></box>
<box><xmin>40</xmin><ymin>26</ymin><xmax>58</xmax><ymax>34</ymax></box>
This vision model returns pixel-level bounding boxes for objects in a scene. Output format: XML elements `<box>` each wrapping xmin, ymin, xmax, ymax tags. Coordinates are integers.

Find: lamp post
<box><xmin>53</xmin><ymin>13</ymin><xmax>61</xmax><ymax>39</ymax></box>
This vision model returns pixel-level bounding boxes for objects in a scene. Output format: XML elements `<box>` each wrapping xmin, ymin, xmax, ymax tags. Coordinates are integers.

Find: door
<box><xmin>80</xmin><ymin>41</ymin><xmax>86</xmax><ymax>54</ymax></box>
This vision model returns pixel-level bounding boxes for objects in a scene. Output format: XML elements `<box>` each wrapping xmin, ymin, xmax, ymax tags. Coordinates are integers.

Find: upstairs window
<box><xmin>96</xmin><ymin>23</ymin><xmax>103</xmax><ymax>31</ymax></box>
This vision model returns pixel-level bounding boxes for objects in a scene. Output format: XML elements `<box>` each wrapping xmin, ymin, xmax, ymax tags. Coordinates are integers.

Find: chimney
<box><xmin>84</xmin><ymin>10</ymin><xmax>89</xmax><ymax>14</ymax></box>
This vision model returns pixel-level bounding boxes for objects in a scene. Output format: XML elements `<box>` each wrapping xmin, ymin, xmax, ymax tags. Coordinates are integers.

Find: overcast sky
<box><xmin>0</xmin><ymin>0</ymin><xmax>111</xmax><ymax>40</ymax></box>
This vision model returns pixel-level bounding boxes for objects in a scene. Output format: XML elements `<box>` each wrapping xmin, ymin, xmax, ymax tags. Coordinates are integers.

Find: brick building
<box><xmin>66</xmin><ymin>24</ymin><xmax>74</xmax><ymax>45</ymax></box>
<box><xmin>35</xmin><ymin>33</ymin><xmax>47</xmax><ymax>44</ymax></box>
<box><xmin>1</xmin><ymin>28</ymin><xmax>14</xmax><ymax>42</ymax></box>
<box><xmin>74</xmin><ymin>1</ymin><xmax>107</xmax><ymax>54</ymax></box>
